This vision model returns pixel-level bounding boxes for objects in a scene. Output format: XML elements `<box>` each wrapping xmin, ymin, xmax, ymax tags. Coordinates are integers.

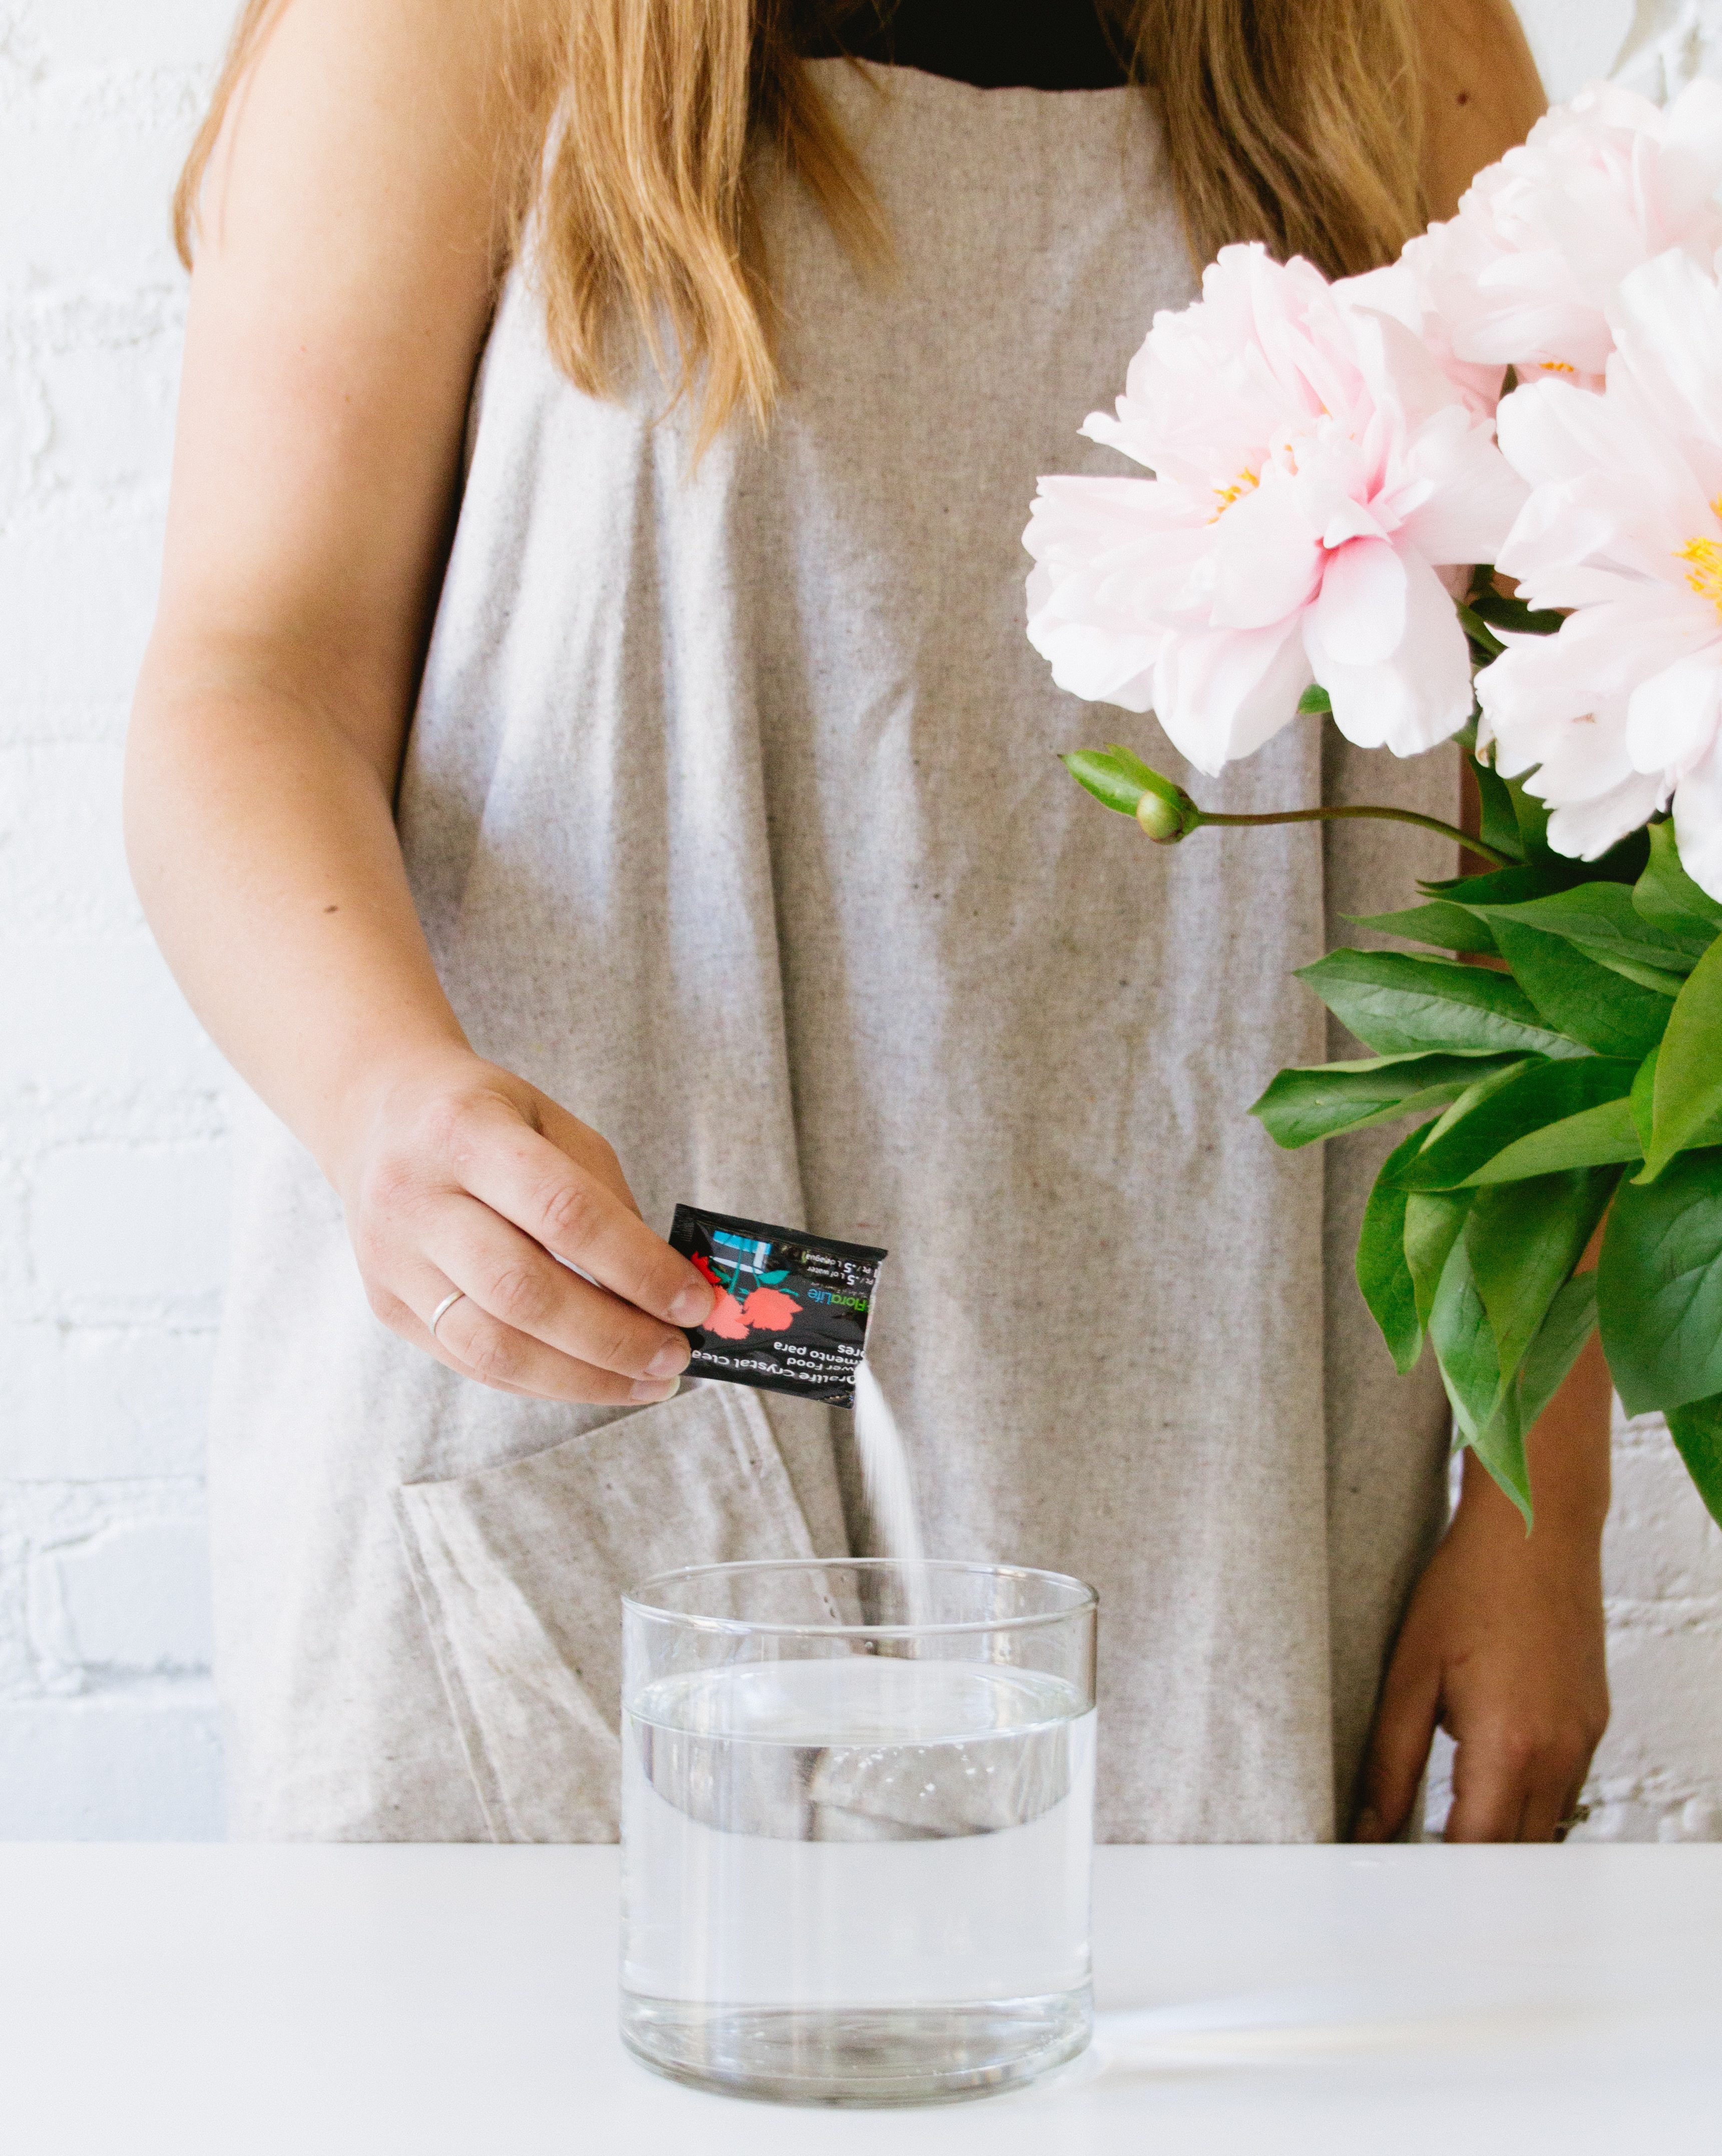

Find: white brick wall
<box><xmin>2</xmin><ymin>0</ymin><xmax>1719</xmax><ymax>1842</ymax></box>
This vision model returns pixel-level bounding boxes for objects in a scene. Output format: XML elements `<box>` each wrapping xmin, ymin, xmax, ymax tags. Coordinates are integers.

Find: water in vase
<box><xmin>620</xmin><ymin>1654</ymin><xmax>1095</xmax><ymax>2104</ymax></box>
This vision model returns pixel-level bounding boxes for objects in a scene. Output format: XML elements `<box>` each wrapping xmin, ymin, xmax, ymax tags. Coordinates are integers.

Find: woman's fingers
<box><xmin>371</xmin><ymin>1266</ymin><xmax>676</xmax><ymax>1406</ymax></box>
<box><xmin>1443</xmin><ymin>1733</ymin><xmax>1534</xmax><ymax>1843</ymax></box>
<box><xmin>421</xmin><ymin>1196</ymin><xmax>691</xmax><ymax>1391</ymax></box>
<box><xmin>1353</xmin><ymin>1648</ymin><xmax>1442</xmax><ymax>1842</ymax></box>
<box><xmin>460</xmin><ymin>1112</ymin><xmax>714</xmax><ymax>1330</ymax></box>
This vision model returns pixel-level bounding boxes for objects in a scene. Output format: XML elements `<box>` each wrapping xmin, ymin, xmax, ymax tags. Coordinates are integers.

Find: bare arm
<box><xmin>128</xmin><ymin>0</ymin><xmax>712</xmax><ymax>1404</ymax></box>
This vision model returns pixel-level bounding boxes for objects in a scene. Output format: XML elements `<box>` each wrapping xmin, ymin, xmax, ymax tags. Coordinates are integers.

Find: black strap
<box><xmin>803</xmin><ymin>1</ymin><xmax>1131</xmax><ymax>94</ymax></box>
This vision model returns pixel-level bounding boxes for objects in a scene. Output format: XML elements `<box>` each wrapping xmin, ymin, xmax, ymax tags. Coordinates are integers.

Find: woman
<box><xmin>129</xmin><ymin>0</ymin><xmax>1610</xmax><ymax>1843</ymax></box>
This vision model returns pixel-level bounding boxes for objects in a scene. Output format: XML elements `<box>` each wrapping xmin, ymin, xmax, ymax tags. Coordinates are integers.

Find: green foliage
<box><xmin>1472</xmin><ymin>1274</ymin><xmax>1601</xmax><ymax>1530</ymax></box>
<box><xmin>1406</xmin><ymin>1188</ymin><xmax>1472</xmax><ymax>1338</ymax></box>
<box><xmin>1296</xmin><ymin>949</ymin><xmax>1588</xmax><ymax>1059</ymax></box>
<box><xmin>1468</xmin><ymin>1097</ymin><xmax>1641</xmax><ymax>1182</ymax></box>
<box><xmin>1064</xmin><ymin>717</ymin><xmax>1722</xmax><ymax>1525</ymax></box>
<box><xmin>1469</xmin><ymin>756</ymin><xmax>1527</xmax><ymax>867</ymax></box>
<box><xmin>1463</xmin><ymin>882</ymin><xmax>1696</xmax><ymax>985</ymax></box>
<box><xmin>1348</xmin><ymin>901</ymin><xmax>1499</xmax><ymax>955</ymax></box>
<box><xmin>1430</xmin><ymin>1234</ymin><xmax>1510</xmax><ymax>1462</ymax></box>
<box><xmin>1298</xmin><ymin>684</ymin><xmax>1333</xmax><ymax>715</ymax></box>
<box><xmin>1641</xmin><ymin>938</ymin><xmax>1722</xmax><ymax>1181</ymax></box>
<box><xmin>1468</xmin><ymin>1169</ymin><xmax>1615</xmax><ymax>1385</ymax></box>
<box><xmin>1634</xmin><ymin>818</ymin><xmax>1722</xmax><ymax>944</ymax></box>
<box><xmin>1391</xmin><ymin>1059</ymin><xmax>1636</xmax><ymax>1190</ymax></box>
<box><xmin>1666</xmin><ymin>1394</ymin><xmax>1722</xmax><ymax>1531</ymax></box>
<box><xmin>1478</xmin><ymin>918</ymin><xmax>1671</xmax><ymax>1058</ymax></box>
<box><xmin>1599</xmin><ymin>1148</ymin><xmax>1722</xmax><ymax>1415</ymax></box>
<box><xmin>1356</xmin><ymin>1127</ymin><xmax>1426</xmax><ymax>1374</ymax></box>
<box><xmin>1061</xmin><ymin>749</ymin><xmax>1147</xmax><ymax>817</ymax></box>
<box><xmin>1249</xmin><ymin>1050</ymin><xmax>1526</xmax><ymax>1150</ymax></box>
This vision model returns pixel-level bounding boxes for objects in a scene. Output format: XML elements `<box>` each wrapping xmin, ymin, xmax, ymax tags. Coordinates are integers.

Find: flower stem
<box><xmin>1194</xmin><ymin>803</ymin><xmax>1515</xmax><ymax>866</ymax></box>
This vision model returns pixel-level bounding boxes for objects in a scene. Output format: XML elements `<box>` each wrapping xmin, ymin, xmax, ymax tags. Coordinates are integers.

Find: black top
<box><xmin>803</xmin><ymin>1</ymin><xmax>1131</xmax><ymax>93</ymax></box>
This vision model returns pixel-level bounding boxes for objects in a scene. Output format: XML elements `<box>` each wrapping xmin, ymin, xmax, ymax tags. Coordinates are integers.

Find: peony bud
<box><xmin>1135</xmin><ymin>790</ymin><xmax>1189</xmax><ymax>843</ymax></box>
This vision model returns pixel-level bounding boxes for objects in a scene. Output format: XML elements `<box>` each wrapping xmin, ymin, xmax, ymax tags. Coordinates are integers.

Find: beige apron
<box><xmin>207</xmin><ymin>61</ymin><xmax>1453</xmax><ymax>1843</ymax></box>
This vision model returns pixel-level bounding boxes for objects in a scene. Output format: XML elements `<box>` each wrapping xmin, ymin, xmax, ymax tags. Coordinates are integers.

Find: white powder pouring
<box><xmin>852</xmin><ymin>1362</ymin><xmax>933</xmax><ymax>1629</ymax></box>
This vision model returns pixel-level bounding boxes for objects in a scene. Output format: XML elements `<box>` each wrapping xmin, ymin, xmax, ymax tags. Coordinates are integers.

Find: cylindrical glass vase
<box><xmin>619</xmin><ymin>1558</ymin><xmax>1097</xmax><ymax>2107</ymax></box>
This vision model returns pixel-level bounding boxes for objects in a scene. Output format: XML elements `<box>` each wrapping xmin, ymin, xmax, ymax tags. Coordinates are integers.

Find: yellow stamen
<box><xmin>1681</xmin><ymin>534</ymin><xmax>1722</xmax><ymax>615</ymax></box>
<box><xmin>1210</xmin><ymin>469</ymin><xmax>1259</xmax><ymax>521</ymax></box>
<box><xmin>1537</xmin><ymin>360</ymin><xmax>1577</xmax><ymax>375</ymax></box>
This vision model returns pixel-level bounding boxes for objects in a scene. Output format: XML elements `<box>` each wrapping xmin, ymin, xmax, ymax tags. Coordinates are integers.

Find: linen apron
<box><xmin>208</xmin><ymin>61</ymin><xmax>1454</xmax><ymax>1843</ymax></box>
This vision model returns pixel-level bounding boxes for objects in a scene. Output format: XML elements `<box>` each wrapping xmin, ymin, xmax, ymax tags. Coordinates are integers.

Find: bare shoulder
<box><xmin>1417</xmin><ymin>0</ymin><xmax>1547</xmax><ymax>218</ymax></box>
<box><xmin>156</xmin><ymin>0</ymin><xmax>553</xmax><ymax>777</ymax></box>
<box><xmin>192</xmin><ymin>0</ymin><xmax>540</xmax><ymax>275</ymax></box>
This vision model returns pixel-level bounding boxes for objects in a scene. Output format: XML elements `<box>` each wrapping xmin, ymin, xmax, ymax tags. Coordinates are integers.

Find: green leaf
<box><xmin>1248</xmin><ymin>1050</ymin><xmax>1527</xmax><ymax>1150</ymax></box>
<box><xmin>1633</xmin><ymin>818</ymin><xmax>1722</xmax><ymax>946</ymax></box>
<box><xmin>1392</xmin><ymin>1058</ymin><xmax>1636</xmax><ymax>1191</ymax></box>
<box><xmin>1424</xmin><ymin>863</ymin><xmax>1562</xmax><ymax>906</ymax></box>
<box><xmin>1061</xmin><ymin>750</ymin><xmax>1147</xmax><ymax>817</ymax></box>
<box><xmin>1599</xmin><ymin>1147</ymin><xmax>1722</xmax><ymax>1415</ymax></box>
<box><xmin>1298</xmin><ymin>684</ymin><xmax>1333</xmax><ymax>715</ymax></box>
<box><xmin>1457</xmin><ymin>603</ymin><xmax>1506</xmax><ymax>660</ymax></box>
<box><xmin>1297</xmin><ymin>949</ymin><xmax>1589</xmax><ymax>1059</ymax></box>
<box><xmin>1467</xmin><ymin>754</ymin><xmax>1526</xmax><ymax>868</ymax></box>
<box><xmin>1349</xmin><ymin>902</ymin><xmax>1500</xmax><ymax>955</ymax></box>
<box><xmin>1465</xmin><ymin>882</ymin><xmax>1695</xmax><ymax>986</ymax></box>
<box><xmin>1471</xmin><ymin>1382</ymin><xmax>1533</xmax><ymax>1526</ymax></box>
<box><xmin>1485</xmin><ymin>918</ymin><xmax>1671</xmax><ymax>1059</ymax></box>
<box><xmin>1357</xmin><ymin>1126</ymin><xmax>1429</xmax><ymax>1374</ymax></box>
<box><xmin>1666</xmin><ymin>1393</ymin><xmax>1722</xmax><ymax>1531</ymax></box>
<box><xmin>1630</xmin><ymin>1044</ymin><xmax>1658</xmax><ymax>1153</ymax></box>
<box><xmin>1642</xmin><ymin>937</ymin><xmax>1722</xmax><ymax>1181</ymax></box>
<box><xmin>1466</xmin><ymin>586</ymin><xmax>1565</xmax><ymax>638</ymax></box>
<box><xmin>1406</xmin><ymin>1188</ymin><xmax>1472</xmax><ymax>1335</ymax></box>
<box><xmin>1469</xmin><ymin>1272</ymin><xmax>1600</xmax><ymax>1529</ymax></box>
<box><xmin>1467</xmin><ymin>1168</ymin><xmax>1617</xmax><ymax>1386</ymax></box>
<box><xmin>1515</xmin><ymin>1272</ymin><xmax>1599</xmax><ymax>1436</ymax></box>
<box><xmin>1430</xmin><ymin>1234</ymin><xmax>1503</xmax><ymax>1446</ymax></box>
<box><xmin>1467</xmin><ymin>1097</ymin><xmax>1642</xmax><ymax>1183</ymax></box>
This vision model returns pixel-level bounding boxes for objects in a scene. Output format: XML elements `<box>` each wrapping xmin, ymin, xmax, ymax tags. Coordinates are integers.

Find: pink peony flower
<box><xmin>1478</xmin><ymin>248</ymin><xmax>1722</xmax><ymax>901</ymax></box>
<box><xmin>1024</xmin><ymin>245</ymin><xmax>1524</xmax><ymax>775</ymax></box>
<box><xmin>1405</xmin><ymin>78</ymin><xmax>1722</xmax><ymax>394</ymax></box>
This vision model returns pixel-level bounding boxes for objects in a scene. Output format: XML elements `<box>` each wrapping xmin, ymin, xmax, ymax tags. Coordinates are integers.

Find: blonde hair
<box><xmin>177</xmin><ymin>0</ymin><xmax>1425</xmax><ymax>448</ymax></box>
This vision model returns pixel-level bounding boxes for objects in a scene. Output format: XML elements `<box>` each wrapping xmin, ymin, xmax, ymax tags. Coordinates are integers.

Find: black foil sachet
<box><xmin>668</xmin><ymin>1205</ymin><xmax>887</xmax><ymax>1410</ymax></box>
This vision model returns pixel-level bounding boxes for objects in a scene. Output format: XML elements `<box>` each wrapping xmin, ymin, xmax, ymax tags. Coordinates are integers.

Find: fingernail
<box><xmin>669</xmin><ymin>1280</ymin><xmax>714</xmax><ymax>1327</ymax></box>
<box><xmin>646</xmin><ymin>1339</ymin><xmax>690</xmax><ymax>1381</ymax></box>
<box><xmin>1354</xmin><ymin>1807</ymin><xmax>1385</xmax><ymax>1844</ymax></box>
<box><xmin>630</xmin><ymin>1375</ymin><xmax>680</xmax><ymax>1404</ymax></box>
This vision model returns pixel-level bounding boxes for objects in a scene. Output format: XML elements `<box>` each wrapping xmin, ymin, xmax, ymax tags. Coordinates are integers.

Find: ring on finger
<box><xmin>429</xmin><ymin>1288</ymin><xmax>468</xmax><ymax>1343</ymax></box>
<box><xmin>1553</xmin><ymin>1802</ymin><xmax>1592</xmax><ymax>1844</ymax></box>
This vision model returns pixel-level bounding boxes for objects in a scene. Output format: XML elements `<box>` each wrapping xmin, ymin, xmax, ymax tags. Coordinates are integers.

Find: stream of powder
<box><xmin>853</xmin><ymin>1362</ymin><xmax>927</xmax><ymax>1588</ymax></box>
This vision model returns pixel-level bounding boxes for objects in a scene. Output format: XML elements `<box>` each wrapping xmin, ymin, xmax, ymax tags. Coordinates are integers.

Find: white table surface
<box><xmin>2</xmin><ymin>1845</ymin><xmax>1718</xmax><ymax>2154</ymax></box>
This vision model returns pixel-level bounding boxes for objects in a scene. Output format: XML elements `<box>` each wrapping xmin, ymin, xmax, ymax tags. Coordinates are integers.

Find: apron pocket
<box><xmin>393</xmin><ymin>1381</ymin><xmax>821</xmax><ymax>1843</ymax></box>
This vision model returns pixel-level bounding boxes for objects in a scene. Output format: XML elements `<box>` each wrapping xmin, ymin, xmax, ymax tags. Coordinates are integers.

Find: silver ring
<box><xmin>428</xmin><ymin>1289</ymin><xmax>467</xmax><ymax>1342</ymax></box>
<box><xmin>1553</xmin><ymin>1803</ymin><xmax>1592</xmax><ymax>1843</ymax></box>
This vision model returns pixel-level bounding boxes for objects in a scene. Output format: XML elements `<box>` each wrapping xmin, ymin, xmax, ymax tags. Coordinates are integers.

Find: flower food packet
<box><xmin>668</xmin><ymin>1205</ymin><xmax>887</xmax><ymax>1410</ymax></box>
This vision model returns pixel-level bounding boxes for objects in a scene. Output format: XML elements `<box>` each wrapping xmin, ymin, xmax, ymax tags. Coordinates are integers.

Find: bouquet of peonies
<box><xmin>1026</xmin><ymin>82</ymin><xmax>1722</xmax><ymax>1528</ymax></box>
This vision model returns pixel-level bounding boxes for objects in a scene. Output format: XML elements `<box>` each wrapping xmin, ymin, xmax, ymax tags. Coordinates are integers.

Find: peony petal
<box><xmin>1626</xmin><ymin>650</ymin><xmax>1722</xmax><ymax>776</ymax></box>
<box><xmin>1673</xmin><ymin>737</ymin><xmax>1722</xmax><ymax>903</ymax></box>
<box><xmin>1394</xmin><ymin>416</ymin><xmax>1528</xmax><ymax>567</ymax></box>
<box><xmin>1306</xmin><ymin>547</ymin><xmax>1473</xmax><ymax>755</ymax></box>
<box><xmin>1545</xmin><ymin>774</ymin><xmax>1669</xmax><ymax>861</ymax></box>
<box><xmin>1310</xmin><ymin>538</ymin><xmax>1407</xmax><ymax>668</ymax></box>
<box><xmin>1150</xmin><ymin>619</ymin><xmax>1313</xmax><ymax>776</ymax></box>
<box><xmin>1025</xmin><ymin>564</ymin><xmax>1164</xmax><ymax>710</ymax></box>
<box><xmin>1611</xmin><ymin>248</ymin><xmax>1722</xmax><ymax>447</ymax></box>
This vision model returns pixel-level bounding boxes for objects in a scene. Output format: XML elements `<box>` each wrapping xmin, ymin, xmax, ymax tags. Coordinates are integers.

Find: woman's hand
<box><xmin>1354</xmin><ymin>1459</ymin><xmax>1609</xmax><ymax>1843</ymax></box>
<box><xmin>1354</xmin><ymin>1321</ymin><xmax>1613</xmax><ymax>1843</ymax></box>
<box><xmin>332</xmin><ymin>1046</ymin><xmax>715</xmax><ymax>1406</ymax></box>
